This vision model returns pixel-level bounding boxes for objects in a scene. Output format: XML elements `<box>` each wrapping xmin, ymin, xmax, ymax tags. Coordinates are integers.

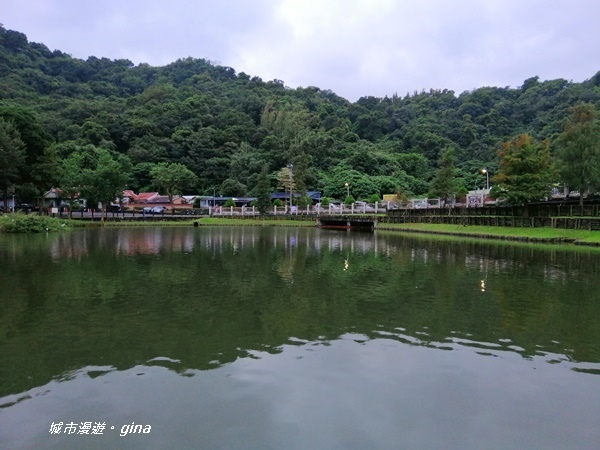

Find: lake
<box><xmin>1</xmin><ymin>226</ymin><xmax>599</xmax><ymax>449</ymax></box>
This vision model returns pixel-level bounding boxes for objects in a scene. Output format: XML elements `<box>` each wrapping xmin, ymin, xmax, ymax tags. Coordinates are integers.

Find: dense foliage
<box><xmin>492</xmin><ymin>134</ymin><xmax>554</xmax><ymax>209</ymax></box>
<box><xmin>0</xmin><ymin>212</ymin><xmax>70</xmax><ymax>233</ymax></box>
<box><xmin>1</xmin><ymin>25</ymin><xmax>600</xmax><ymax>205</ymax></box>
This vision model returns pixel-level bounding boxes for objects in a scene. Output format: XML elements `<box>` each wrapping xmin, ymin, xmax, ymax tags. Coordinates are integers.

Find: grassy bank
<box><xmin>5</xmin><ymin>214</ymin><xmax>597</xmax><ymax>247</ymax></box>
<box><xmin>378</xmin><ymin>222</ymin><xmax>600</xmax><ymax>244</ymax></box>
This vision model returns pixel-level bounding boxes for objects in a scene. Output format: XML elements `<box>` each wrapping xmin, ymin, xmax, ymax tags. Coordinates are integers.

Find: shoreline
<box><xmin>193</xmin><ymin>218</ymin><xmax>600</xmax><ymax>247</ymax></box>
<box><xmin>374</xmin><ymin>223</ymin><xmax>600</xmax><ymax>247</ymax></box>
<box><xmin>3</xmin><ymin>215</ymin><xmax>600</xmax><ymax>247</ymax></box>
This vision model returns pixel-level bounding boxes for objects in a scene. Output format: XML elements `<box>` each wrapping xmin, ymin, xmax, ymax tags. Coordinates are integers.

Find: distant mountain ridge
<box><xmin>1</xmin><ymin>24</ymin><xmax>599</xmax><ymax>199</ymax></box>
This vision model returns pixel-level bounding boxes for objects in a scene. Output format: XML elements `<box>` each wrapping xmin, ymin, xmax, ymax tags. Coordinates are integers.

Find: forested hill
<box><xmin>1</xmin><ymin>25</ymin><xmax>600</xmax><ymax>201</ymax></box>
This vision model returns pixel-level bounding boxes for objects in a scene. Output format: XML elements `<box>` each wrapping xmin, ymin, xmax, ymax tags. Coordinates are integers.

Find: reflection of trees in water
<box><xmin>1</xmin><ymin>227</ymin><xmax>600</xmax><ymax>398</ymax></box>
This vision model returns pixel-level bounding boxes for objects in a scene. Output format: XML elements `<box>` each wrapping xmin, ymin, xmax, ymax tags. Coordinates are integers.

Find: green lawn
<box><xmin>379</xmin><ymin>222</ymin><xmax>600</xmax><ymax>242</ymax></box>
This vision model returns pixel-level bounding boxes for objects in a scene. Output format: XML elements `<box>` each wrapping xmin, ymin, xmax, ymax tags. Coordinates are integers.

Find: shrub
<box><xmin>344</xmin><ymin>195</ymin><xmax>356</xmax><ymax>205</ymax></box>
<box><xmin>368</xmin><ymin>194</ymin><xmax>382</xmax><ymax>203</ymax></box>
<box><xmin>0</xmin><ymin>213</ymin><xmax>71</xmax><ymax>233</ymax></box>
<box><xmin>224</xmin><ymin>198</ymin><xmax>236</xmax><ymax>207</ymax></box>
<box><xmin>320</xmin><ymin>197</ymin><xmax>331</xmax><ymax>206</ymax></box>
<box><xmin>296</xmin><ymin>195</ymin><xmax>313</xmax><ymax>207</ymax></box>
<box><xmin>273</xmin><ymin>199</ymin><xmax>283</xmax><ymax>207</ymax></box>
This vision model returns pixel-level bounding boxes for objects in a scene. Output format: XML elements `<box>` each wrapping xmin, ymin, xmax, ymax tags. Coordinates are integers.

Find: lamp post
<box><xmin>344</xmin><ymin>182</ymin><xmax>350</xmax><ymax>199</ymax></box>
<box><xmin>481</xmin><ymin>169</ymin><xmax>489</xmax><ymax>190</ymax></box>
<box><xmin>288</xmin><ymin>163</ymin><xmax>294</xmax><ymax>207</ymax></box>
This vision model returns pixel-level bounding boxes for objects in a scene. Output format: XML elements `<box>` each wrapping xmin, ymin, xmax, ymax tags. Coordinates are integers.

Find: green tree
<box><xmin>296</xmin><ymin>195</ymin><xmax>313</xmax><ymax>207</ymax></box>
<box><xmin>0</xmin><ymin>118</ymin><xmax>26</xmax><ymax>208</ymax></box>
<box><xmin>278</xmin><ymin>166</ymin><xmax>296</xmax><ymax>205</ymax></box>
<box><xmin>492</xmin><ymin>134</ymin><xmax>554</xmax><ymax>214</ymax></box>
<box><xmin>322</xmin><ymin>165</ymin><xmax>379</xmax><ymax>200</ymax></box>
<box><xmin>220</xmin><ymin>178</ymin><xmax>247</xmax><ymax>197</ymax></box>
<box><xmin>0</xmin><ymin>104</ymin><xmax>53</xmax><ymax>188</ymax></box>
<box><xmin>428</xmin><ymin>147</ymin><xmax>460</xmax><ymax>205</ymax></box>
<box><xmin>81</xmin><ymin>149</ymin><xmax>132</xmax><ymax>223</ymax></box>
<box><xmin>555</xmin><ymin>103</ymin><xmax>600</xmax><ymax>206</ymax></box>
<box><xmin>150</xmin><ymin>162</ymin><xmax>198</xmax><ymax>206</ymax></box>
<box><xmin>291</xmin><ymin>152</ymin><xmax>311</xmax><ymax>199</ymax></box>
<box><xmin>254</xmin><ymin>165</ymin><xmax>272</xmax><ymax>214</ymax></box>
<box><xmin>59</xmin><ymin>151</ymin><xmax>85</xmax><ymax>219</ymax></box>
<box><xmin>31</xmin><ymin>145</ymin><xmax>63</xmax><ymax>203</ymax></box>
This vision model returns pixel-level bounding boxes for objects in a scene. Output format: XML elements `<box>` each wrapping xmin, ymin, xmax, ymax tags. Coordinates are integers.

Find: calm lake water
<box><xmin>1</xmin><ymin>226</ymin><xmax>599</xmax><ymax>449</ymax></box>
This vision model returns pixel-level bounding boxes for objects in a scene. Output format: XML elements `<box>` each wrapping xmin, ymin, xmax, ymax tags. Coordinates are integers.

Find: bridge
<box><xmin>317</xmin><ymin>215</ymin><xmax>379</xmax><ymax>229</ymax></box>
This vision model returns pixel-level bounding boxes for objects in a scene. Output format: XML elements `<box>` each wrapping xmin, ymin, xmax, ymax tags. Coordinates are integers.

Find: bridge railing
<box><xmin>210</xmin><ymin>203</ymin><xmax>386</xmax><ymax>216</ymax></box>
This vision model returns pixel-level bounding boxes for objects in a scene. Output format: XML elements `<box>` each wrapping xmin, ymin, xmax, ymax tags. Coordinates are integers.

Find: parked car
<box><xmin>150</xmin><ymin>206</ymin><xmax>167</xmax><ymax>214</ymax></box>
<box><xmin>16</xmin><ymin>203</ymin><xmax>35</xmax><ymax>212</ymax></box>
<box><xmin>107</xmin><ymin>203</ymin><xmax>122</xmax><ymax>213</ymax></box>
<box><xmin>315</xmin><ymin>202</ymin><xmax>341</xmax><ymax>212</ymax></box>
<box><xmin>355</xmin><ymin>201</ymin><xmax>376</xmax><ymax>212</ymax></box>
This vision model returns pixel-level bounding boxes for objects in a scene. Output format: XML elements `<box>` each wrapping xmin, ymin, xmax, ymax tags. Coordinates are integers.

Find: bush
<box><xmin>344</xmin><ymin>195</ymin><xmax>356</xmax><ymax>205</ymax></box>
<box><xmin>273</xmin><ymin>199</ymin><xmax>283</xmax><ymax>207</ymax></box>
<box><xmin>296</xmin><ymin>195</ymin><xmax>313</xmax><ymax>207</ymax></box>
<box><xmin>0</xmin><ymin>213</ymin><xmax>71</xmax><ymax>233</ymax></box>
<box><xmin>320</xmin><ymin>197</ymin><xmax>331</xmax><ymax>206</ymax></box>
<box><xmin>368</xmin><ymin>194</ymin><xmax>382</xmax><ymax>203</ymax></box>
<box><xmin>224</xmin><ymin>198</ymin><xmax>236</xmax><ymax>207</ymax></box>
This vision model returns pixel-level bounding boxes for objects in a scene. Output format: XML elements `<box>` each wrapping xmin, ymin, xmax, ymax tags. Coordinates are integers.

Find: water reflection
<box><xmin>1</xmin><ymin>226</ymin><xmax>600</xmax><ymax>442</ymax></box>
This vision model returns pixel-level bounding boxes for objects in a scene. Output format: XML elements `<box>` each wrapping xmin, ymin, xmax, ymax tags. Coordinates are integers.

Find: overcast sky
<box><xmin>3</xmin><ymin>0</ymin><xmax>599</xmax><ymax>101</ymax></box>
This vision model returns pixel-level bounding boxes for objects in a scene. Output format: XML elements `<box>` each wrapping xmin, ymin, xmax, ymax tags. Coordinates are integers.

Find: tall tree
<box><xmin>150</xmin><ymin>162</ymin><xmax>198</xmax><ymax>206</ymax></box>
<box><xmin>254</xmin><ymin>165</ymin><xmax>272</xmax><ymax>214</ymax></box>
<box><xmin>291</xmin><ymin>152</ymin><xmax>311</xmax><ymax>199</ymax></box>
<box><xmin>0</xmin><ymin>118</ymin><xmax>26</xmax><ymax>209</ymax></box>
<box><xmin>81</xmin><ymin>148</ymin><xmax>132</xmax><ymax>223</ymax></box>
<box><xmin>60</xmin><ymin>151</ymin><xmax>85</xmax><ymax>219</ymax></box>
<box><xmin>277</xmin><ymin>166</ymin><xmax>296</xmax><ymax>205</ymax></box>
<box><xmin>0</xmin><ymin>104</ymin><xmax>52</xmax><ymax>187</ymax></box>
<box><xmin>492</xmin><ymin>134</ymin><xmax>554</xmax><ymax>215</ymax></box>
<box><xmin>428</xmin><ymin>146</ymin><xmax>460</xmax><ymax>205</ymax></box>
<box><xmin>555</xmin><ymin>103</ymin><xmax>600</xmax><ymax>206</ymax></box>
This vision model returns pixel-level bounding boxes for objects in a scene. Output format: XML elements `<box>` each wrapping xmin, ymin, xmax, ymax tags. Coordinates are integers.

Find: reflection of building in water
<box><xmin>49</xmin><ymin>229</ymin><xmax>198</xmax><ymax>259</ymax></box>
<box><xmin>201</xmin><ymin>227</ymin><xmax>393</xmax><ymax>258</ymax></box>
<box><xmin>49</xmin><ymin>232</ymin><xmax>90</xmax><ymax>262</ymax></box>
<box><xmin>114</xmin><ymin>229</ymin><xmax>195</xmax><ymax>256</ymax></box>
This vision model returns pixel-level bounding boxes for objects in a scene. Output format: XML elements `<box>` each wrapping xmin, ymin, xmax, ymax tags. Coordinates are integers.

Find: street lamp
<box><xmin>481</xmin><ymin>169</ymin><xmax>490</xmax><ymax>190</ymax></box>
<box><xmin>344</xmin><ymin>182</ymin><xmax>350</xmax><ymax>199</ymax></box>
